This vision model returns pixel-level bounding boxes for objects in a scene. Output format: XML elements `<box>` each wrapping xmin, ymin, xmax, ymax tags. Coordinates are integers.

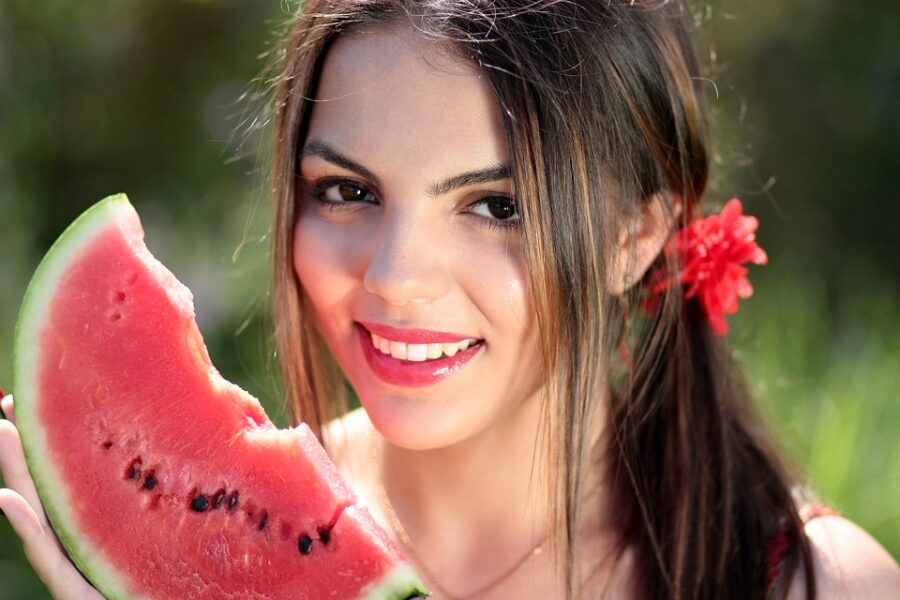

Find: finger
<box><xmin>0</xmin><ymin>419</ymin><xmax>48</xmax><ymax>529</ymax></box>
<box><xmin>0</xmin><ymin>489</ymin><xmax>99</xmax><ymax>600</ymax></box>
<box><xmin>1</xmin><ymin>394</ymin><xmax>14</xmax><ymax>426</ymax></box>
<box><xmin>0</xmin><ymin>406</ymin><xmax>76</xmax><ymax>561</ymax></box>
<box><xmin>0</xmin><ymin>487</ymin><xmax>43</xmax><ymax>539</ymax></box>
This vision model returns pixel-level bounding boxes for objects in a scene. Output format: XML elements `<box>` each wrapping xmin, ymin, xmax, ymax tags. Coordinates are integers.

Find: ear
<box><xmin>607</xmin><ymin>193</ymin><xmax>682</xmax><ymax>295</ymax></box>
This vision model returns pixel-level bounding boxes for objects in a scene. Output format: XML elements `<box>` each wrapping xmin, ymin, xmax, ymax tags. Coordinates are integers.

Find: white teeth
<box><xmin>371</xmin><ymin>334</ymin><xmax>391</xmax><ymax>354</ymax></box>
<box><xmin>406</xmin><ymin>344</ymin><xmax>428</xmax><ymax>362</ymax></box>
<box><xmin>389</xmin><ymin>341</ymin><xmax>407</xmax><ymax>360</ymax></box>
<box><xmin>370</xmin><ymin>332</ymin><xmax>479</xmax><ymax>361</ymax></box>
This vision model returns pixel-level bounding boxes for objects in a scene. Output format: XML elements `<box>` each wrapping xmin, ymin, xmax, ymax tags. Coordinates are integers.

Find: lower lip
<box><xmin>355</xmin><ymin>324</ymin><xmax>483</xmax><ymax>388</ymax></box>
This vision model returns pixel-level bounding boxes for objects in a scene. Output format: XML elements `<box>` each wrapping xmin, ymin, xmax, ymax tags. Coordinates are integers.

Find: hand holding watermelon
<box><xmin>0</xmin><ymin>394</ymin><xmax>105</xmax><ymax>600</ymax></box>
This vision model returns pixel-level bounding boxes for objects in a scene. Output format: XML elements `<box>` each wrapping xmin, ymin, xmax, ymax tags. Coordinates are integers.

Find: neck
<box><xmin>379</xmin><ymin>390</ymin><xmax>550</xmax><ymax>556</ymax></box>
<box><xmin>348</xmin><ymin>374</ymin><xmax>621</xmax><ymax>599</ymax></box>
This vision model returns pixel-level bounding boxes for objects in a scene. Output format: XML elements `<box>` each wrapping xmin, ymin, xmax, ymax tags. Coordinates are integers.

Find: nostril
<box><xmin>362</xmin><ymin>262</ymin><xmax>450</xmax><ymax>307</ymax></box>
<box><xmin>360</xmin><ymin>222</ymin><xmax>451</xmax><ymax>306</ymax></box>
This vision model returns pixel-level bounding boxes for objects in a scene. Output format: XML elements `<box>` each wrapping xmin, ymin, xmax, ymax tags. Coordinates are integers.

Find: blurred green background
<box><xmin>0</xmin><ymin>1</ymin><xmax>896</xmax><ymax>596</ymax></box>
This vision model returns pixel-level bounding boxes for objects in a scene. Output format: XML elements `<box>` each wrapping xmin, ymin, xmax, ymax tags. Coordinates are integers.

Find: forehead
<box><xmin>305</xmin><ymin>23</ymin><xmax>508</xmax><ymax>171</ymax></box>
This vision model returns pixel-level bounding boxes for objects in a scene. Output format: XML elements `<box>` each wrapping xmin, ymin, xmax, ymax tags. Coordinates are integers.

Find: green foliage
<box><xmin>733</xmin><ymin>277</ymin><xmax>900</xmax><ymax>559</ymax></box>
<box><xmin>0</xmin><ymin>1</ymin><xmax>896</xmax><ymax>596</ymax></box>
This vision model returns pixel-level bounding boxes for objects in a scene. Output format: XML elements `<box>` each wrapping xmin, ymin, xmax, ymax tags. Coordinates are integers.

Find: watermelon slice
<box><xmin>12</xmin><ymin>194</ymin><xmax>427</xmax><ymax>599</ymax></box>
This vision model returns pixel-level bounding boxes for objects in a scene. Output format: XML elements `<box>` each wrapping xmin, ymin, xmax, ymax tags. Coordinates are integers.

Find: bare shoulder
<box><xmin>321</xmin><ymin>408</ymin><xmax>393</xmax><ymax>532</ymax></box>
<box><xmin>787</xmin><ymin>515</ymin><xmax>900</xmax><ymax>599</ymax></box>
<box><xmin>322</xmin><ymin>408</ymin><xmax>375</xmax><ymax>483</ymax></box>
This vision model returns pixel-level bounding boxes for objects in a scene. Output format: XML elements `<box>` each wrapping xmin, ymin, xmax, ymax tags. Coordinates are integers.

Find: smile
<box><xmin>355</xmin><ymin>323</ymin><xmax>484</xmax><ymax>387</ymax></box>
<box><xmin>369</xmin><ymin>332</ymin><xmax>480</xmax><ymax>362</ymax></box>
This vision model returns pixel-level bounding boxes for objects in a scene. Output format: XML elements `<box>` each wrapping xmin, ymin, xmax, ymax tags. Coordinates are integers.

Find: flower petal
<box><xmin>640</xmin><ymin>197</ymin><xmax>767</xmax><ymax>336</ymax></box>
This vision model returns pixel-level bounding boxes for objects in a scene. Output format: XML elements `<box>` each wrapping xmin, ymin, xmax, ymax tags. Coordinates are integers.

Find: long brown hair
<box><xmin>269</xmin><ymin>1</ymin><xmax>816</xmax><ymax>598</ymax></box>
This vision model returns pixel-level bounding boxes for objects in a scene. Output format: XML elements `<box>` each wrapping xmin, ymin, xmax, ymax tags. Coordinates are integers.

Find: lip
<box><xmin>355</xmin><ymin>323</ymin><xmax>483</xmax><ymax>388</ymax></box>
<box><xmin>358</xmin><ymin>321</ymin><xmax>478</xmax><ymax>344</ymax></box>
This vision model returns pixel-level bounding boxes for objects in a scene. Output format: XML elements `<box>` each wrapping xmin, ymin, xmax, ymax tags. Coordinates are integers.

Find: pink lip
<box><xmin>355</xmin><ymin>324</ymin><xmax>483</xmax><ymax>388</ymax></box>
<box><xmin>358</xmin><ymin>321</ymin><xmax>478</xmax><ymax>344</ymax></box>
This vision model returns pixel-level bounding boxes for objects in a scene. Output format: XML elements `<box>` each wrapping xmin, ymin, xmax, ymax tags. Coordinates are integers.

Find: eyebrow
<box><xmin>299</xmin><ymin>140</ymin><xmax>511</xmax><ymax>197</ymax></box>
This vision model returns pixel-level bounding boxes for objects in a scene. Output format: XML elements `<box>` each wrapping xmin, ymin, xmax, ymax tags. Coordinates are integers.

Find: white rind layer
<box><xmin>13</xmin><ymin>193</ymin><xmax>146</xmax><ymax>600</ymax></box>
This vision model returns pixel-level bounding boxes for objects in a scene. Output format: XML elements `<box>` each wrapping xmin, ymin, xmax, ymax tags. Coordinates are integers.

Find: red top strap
<box><xmin>799</xmin><ymin>503</ymin><xmax>840</xmax><ymax>522</ymax></box>
<box><xmin>766</xmin><ymin>504</ymin><xmax>839</xmax><ymax>590</ymax></box>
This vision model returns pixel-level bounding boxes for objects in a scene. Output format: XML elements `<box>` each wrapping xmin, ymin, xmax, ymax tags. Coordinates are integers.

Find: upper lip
<box><xmin>358</xmin><ymin>321</ymin><xmax>481</xmax><ymax>344</ymax></box>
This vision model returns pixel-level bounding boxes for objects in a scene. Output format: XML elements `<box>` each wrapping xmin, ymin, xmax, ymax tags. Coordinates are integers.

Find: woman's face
<box><xmin>293</xmin><ymin>24</ymin><xmax>544</xmax><ymax>449</ymax></box>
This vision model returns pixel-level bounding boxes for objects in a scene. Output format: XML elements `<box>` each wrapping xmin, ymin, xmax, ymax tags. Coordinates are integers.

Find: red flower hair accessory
<box><xmin>644</xmin><ymin>198</ymin><xmax>768</xmax><ymax>335</ymax></box>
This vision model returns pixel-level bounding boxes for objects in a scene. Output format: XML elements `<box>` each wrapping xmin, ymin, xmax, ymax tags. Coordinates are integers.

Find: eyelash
<box><xmin>308</xmin><ymin>177</ymin><xmax>378</xmax><ymax>207</ymax></box>
<box><xmin>307</xmin><ymin>177</ymin><xmax>521</xmax><ymax>232</ymax></box>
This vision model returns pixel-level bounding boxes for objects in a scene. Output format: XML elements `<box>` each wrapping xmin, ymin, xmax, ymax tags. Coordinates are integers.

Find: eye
<box><xmin>310</xmin><ymin>178</ymin><xmax>377</xmax><ymax>205</ymax></box>
<box><xmin>470</xmin><ymin>196</ymin><xmax>520</xmax><ymax>225</ymax></box>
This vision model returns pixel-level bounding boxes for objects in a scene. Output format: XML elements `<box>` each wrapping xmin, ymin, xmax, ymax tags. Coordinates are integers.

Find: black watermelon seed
<box><xmin>298</xmin><ymin>535</ymin><xmax>313</xmax><ymax>555</ymax></box>
<box><xmin>102</xmin><ymin>441</ymin><xmax>113</xmax><ymax>450</ymax></box>
<box><xmin>258</xmin><ymin>511</ymin><xmax>269</xmax><ymax>531</ymax></box>
<box><xmin>212</xmin><ymin>489</ymin><xmax>226</xmax><ymax>509</ymax></box>
<box><xmin>318</xmin><ymin>527</ymin><xmax>331</xmax><ymax>545</ymax></box>
<box><xmin>227</xmin><ymin>491</ymin><xmax>239</xmax><ymax>512</ymax></box>
<box><xmin>127</xmin><ymin>465</ymin><xmax>141</xmax><ymax>480</ymax></box>
<box><xmin>191</xmin><ymin>495</ymin><xmax>209</xmax><ymax>512</ymax></box>
<box><xmin>142</xmin><ymin>475</ymin><xmax>157</xmax><ymax>490</ymax></box>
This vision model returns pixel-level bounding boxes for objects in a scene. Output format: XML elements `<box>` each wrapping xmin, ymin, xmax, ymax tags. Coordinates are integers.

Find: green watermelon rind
<box><xmin>361</xmin><ymin>564</ymin><xmax>428</xmax><ymax>600</ymax></box>
<box><xmin>13</xmin><ymin>193</ymin><xmax>142</xmax><ymax>599</ymax></box>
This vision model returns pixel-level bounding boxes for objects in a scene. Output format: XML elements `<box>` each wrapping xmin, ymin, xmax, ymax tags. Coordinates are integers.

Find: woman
<box><xmin>1</xmin><ymin>1</ymin><xmax>897</xmax><ymax>598</ymax></box>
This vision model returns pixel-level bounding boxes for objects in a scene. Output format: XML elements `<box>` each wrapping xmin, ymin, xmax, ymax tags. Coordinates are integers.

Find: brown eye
<box><xmin>472</xmin><ymin>196</ymin><xmax>519</xmax><ymax>222</ymax></box>
<box><xmin>314</xmin><ymin>179</ymin><xmax>377</xmax><ymax>204</ymax></box>
<box><xmin>337</xmin><ymin>183</ymin><xmax>366</xmax><ymax>202</ymax></box>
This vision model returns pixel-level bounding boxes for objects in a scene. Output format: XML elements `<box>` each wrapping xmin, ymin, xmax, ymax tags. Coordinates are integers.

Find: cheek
<box><xmin>456</xmin><ymin>234</ymin><xmax>538</xmax><ymax>351</ymax></box>
<box><xmin>292</xmin><ymin>218</ymin><xmax>328</xmax><ymax>302</ymax></box>
<box><xmin>457</xmin><ymin>236</ymin><xmax>545</xmax><ymax>419</ymax></box>
<box><xmin>292</xmin><ymin>215</ymin><xmax>363</xmax><ymax>323</ymax></box>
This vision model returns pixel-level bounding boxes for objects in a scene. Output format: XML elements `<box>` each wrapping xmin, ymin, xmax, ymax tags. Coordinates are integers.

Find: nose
<box><xmin>362</xmin><ymin>209</ymin><xmax>450</xmax><ymax>306</ymax></box>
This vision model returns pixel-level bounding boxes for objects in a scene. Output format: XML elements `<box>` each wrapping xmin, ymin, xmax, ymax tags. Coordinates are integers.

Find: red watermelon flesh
<box><xmin>13</xmin><ymin>194</ymin><xmax>426</xmax><ymax>599</ymax></box>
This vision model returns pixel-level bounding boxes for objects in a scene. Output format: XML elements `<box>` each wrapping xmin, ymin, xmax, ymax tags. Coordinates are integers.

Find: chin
<box><xmin>359</xmin><ymin>390</ymin><xmax>482</xmax><ymax>451</ymax></box>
